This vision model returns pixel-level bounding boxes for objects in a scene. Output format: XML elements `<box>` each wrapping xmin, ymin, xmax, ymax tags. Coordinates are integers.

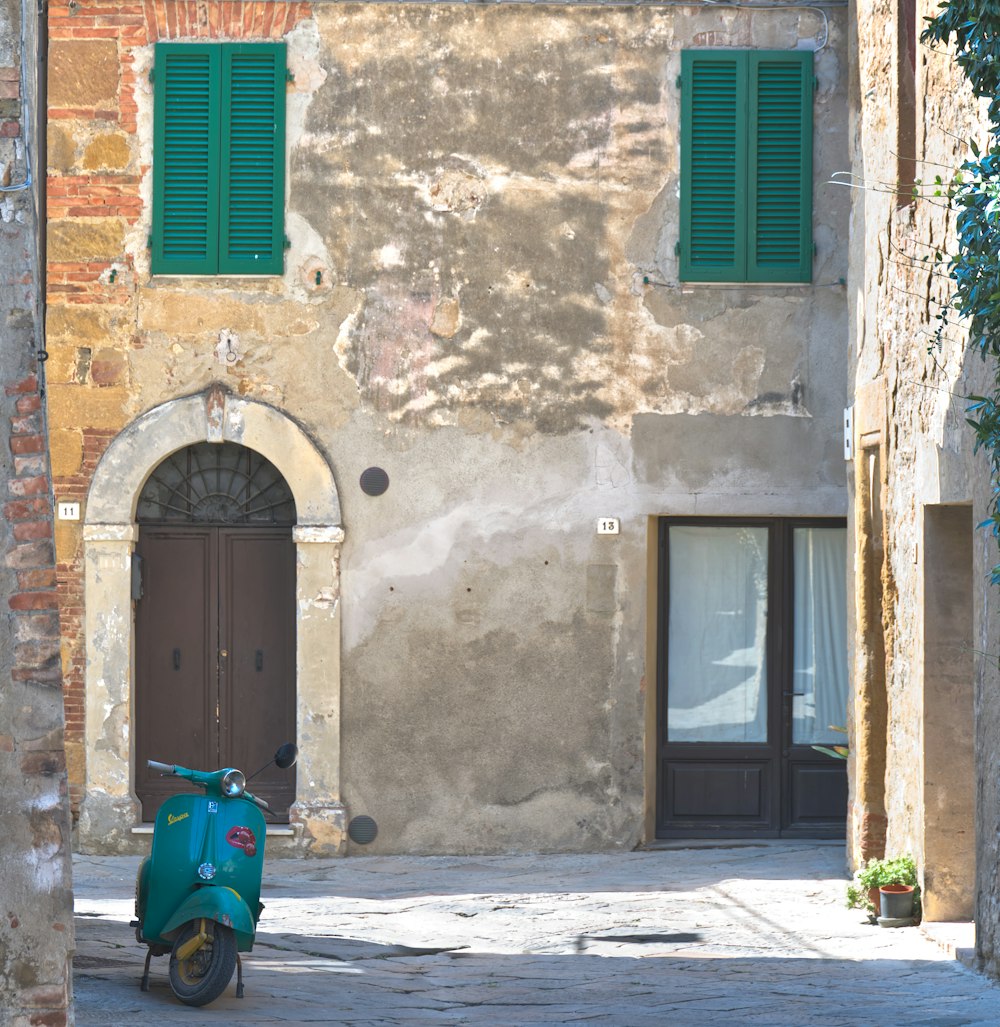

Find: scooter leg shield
<box><xmin>160</xmin><ymin>887</ymin><xmax>256</xmax><ymax>952</ymax></box>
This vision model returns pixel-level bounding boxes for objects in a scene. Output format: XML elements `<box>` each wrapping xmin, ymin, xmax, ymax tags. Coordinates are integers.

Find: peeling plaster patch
<box><xmin>300</xmin><ymin>589</ymin><xmax>339</xmax><ymax>619</ymax></box>
<box><xmin>429</xmin><ymin>297</ymin><xmax>461</xmax><ymax>338</ymax></box>
<box><xmin>743</xmin><ymin>376</ymin><xmax>811</xmax><ymax>417</ymax></box>
<box><xmin>376</xmin><ymin>244</ymin><xmax>405</xmax><ymax>269</ymax></box>
<box><xmin>96</xmin><ymin>700</ymin><xmax>127</xmax><ymax>758</ymax></box>
<box><xmin>24</xmin><ymin>844</ymin><xmax>63</xmax><ymax>893</ymax></box>
<box><xmin>595</xmin><ymin>441</ymin><xmax>631</xmax><ymax>489</ymax></box>
<box><xmin>426</xmin><ymin>166</ymin><xmax>488</xmax><ymax>216</ymax></box>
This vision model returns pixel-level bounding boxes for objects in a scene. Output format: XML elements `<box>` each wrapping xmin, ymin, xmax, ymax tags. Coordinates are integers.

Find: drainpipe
<box><xmin>37</xmin><ymin>0</ymin><xmax>48</xmax><ymax>393</ymax></box>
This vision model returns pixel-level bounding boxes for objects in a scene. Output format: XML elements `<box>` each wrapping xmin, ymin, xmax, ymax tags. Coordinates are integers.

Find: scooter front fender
<box><xmin>161</xmin><ymin>886</ymin><xmax>256</xmax><ymax>952</ymax></box>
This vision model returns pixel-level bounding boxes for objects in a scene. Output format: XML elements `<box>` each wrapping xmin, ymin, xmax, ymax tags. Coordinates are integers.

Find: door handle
<box><xmin>255</xmin><ymin>649</ymin><xmax>263</xmax><ymax>672</ymax></box>
<box><xmin>782</xmin><ymin>692</ymin><xmax>806</xmax><ymax>697</ymax></box>
<box><xmin>173</xmin><ymin>648</ymin><xmax>181</xmax><ymax>670</ymax></box>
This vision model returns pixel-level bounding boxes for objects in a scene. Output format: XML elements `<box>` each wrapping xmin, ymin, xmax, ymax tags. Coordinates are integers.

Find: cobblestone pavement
<box><xmin>72</xmin><ymin>841</ymin><xmax>998</xmax><ymax>1026</ymax></box>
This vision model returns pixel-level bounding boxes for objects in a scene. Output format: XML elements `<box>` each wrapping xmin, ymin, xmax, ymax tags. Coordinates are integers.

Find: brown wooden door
<box><xmin>656</xmin><ymin>518</ymin><xmax>848</xmax><ymax>838</ymax></box>
<box><xmin>135</xmin><ymin>525</ymin><xmax>296</xmax><ymax>821</ymax></box>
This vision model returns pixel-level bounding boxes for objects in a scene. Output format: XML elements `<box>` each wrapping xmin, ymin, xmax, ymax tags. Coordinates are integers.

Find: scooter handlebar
<box><xmin>147</xmin><ymin>760</ymin><xmax>176</xmax><ymax>774</ymax></box>
<box><xmin>245</xmin><ymin>791</ymin><xmax>271</xmax><ymax>812</ymax></box>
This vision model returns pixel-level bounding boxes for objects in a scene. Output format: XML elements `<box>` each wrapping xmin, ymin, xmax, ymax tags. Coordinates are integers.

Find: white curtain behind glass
<box><xmin>667</xmin><ymin>526</ymin><xmax>769</xmax><ymax>742</ymax></box>
<box><xmin>792</xmin><ymin>527</ymin><xmax>848</xmax><ymax>744</ymax></box>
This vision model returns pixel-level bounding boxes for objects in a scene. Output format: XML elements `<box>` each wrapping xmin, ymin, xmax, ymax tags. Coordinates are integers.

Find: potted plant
<box><xmin>846</xmin><ymin>854</ymin><xmax>919</xmax><ymax>923</ymax></box>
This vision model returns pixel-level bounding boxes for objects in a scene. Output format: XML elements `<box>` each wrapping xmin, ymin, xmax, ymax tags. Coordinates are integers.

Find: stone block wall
<box><xmin>46</xmin><ymin>0</ymin><xmax>311</xmax><ymax>817</ymax></box>
<box><xmin>1</xmin><ymin>0</ymin><xmax>74</xmax><ymax>1019</ymax></box>
<box><xmin>48</xmin><ymin>0</ymin><xmax>849</xmax><ymax>855</ymax></box>
<box><xmin>848</xmin><ymin>0</ymin><xmax>987</xmax><ymax>935</ymax></box>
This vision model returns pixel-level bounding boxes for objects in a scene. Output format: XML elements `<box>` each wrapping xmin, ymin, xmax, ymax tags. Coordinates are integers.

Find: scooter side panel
<box><xmin>142</xmin><ymin>794</ymin><xmax>266</xmax><ymax>945</ymax></box>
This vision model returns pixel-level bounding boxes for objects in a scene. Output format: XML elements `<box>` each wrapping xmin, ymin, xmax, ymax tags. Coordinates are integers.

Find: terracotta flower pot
<box><xmin>879</xmin><ymin>884</ymin><xmax>915</xmax><ymax>920</ymax></box>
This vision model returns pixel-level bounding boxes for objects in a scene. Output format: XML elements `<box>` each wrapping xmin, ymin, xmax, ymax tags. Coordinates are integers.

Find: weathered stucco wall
<box><xmin>1</xmin><ymin>0</ymin><xmax>75</xmax><ymax>1019</ymax></box>
<box><xmin>47</xmin><ymin>1</ymin><xmax>848</xmax><ymax>855</ymax></box>
<box><xmin>849</xmin><ymin>0</ymin><xmax>987</xmax><ymax>932</ymax></box>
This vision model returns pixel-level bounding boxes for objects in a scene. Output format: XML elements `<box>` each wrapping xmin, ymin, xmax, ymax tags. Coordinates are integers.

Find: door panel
<box><xmin>135</xmin><ymin>525</ymin><xmax>295</xmax><ymax>821</ymax></box>
<box><xmin>657</xmin><ymin>518</ymin><xmax>847</xmax><ymax>838</ymax></box>
<box><xmin>666</xmin><ymin>761</ymin><xmax>770</xmax><ymax>821</ymax></box>
<box><xmin>222</xmin><ymin>530</ymin><xmax>296</xmax><ymax>816</ymax></box>
<box><xmin>135</xmin><ymin>528</ymin><xmax>217</xmax><ymax>819</ymax></box>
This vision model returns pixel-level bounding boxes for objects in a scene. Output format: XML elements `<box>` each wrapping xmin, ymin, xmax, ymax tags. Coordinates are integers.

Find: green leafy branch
<box><xmin>922</xmin><ymin>1</ymin><xmax>1000</xmax><ymax>584</ymax></box>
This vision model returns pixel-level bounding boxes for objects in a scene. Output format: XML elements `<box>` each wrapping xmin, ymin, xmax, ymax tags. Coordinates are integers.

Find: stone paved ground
<box><xmin>72</xmin><ymin>841</ymin><xmax>999</xmax><ymax>1026</ymax></box>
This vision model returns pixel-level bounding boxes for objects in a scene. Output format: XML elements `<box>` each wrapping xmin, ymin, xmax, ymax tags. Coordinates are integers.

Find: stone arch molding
<box><xmin>86</xmin><ymin>386</ymin><xmax>341</xmax><ymax>528</ymax></box>
<box><xmin>79</xmin><ymin>386</ymin><xmax>347</xmax><ymax>856</ymax></box>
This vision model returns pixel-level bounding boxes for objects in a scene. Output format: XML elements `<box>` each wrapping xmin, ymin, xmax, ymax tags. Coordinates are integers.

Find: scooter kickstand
<box><xmin>235</xmin><ymin>953</ymin><xmax>244</xmax><ymax>998</ymax></box>
<box><xmin>140</xmin><ymin>947</ymin><xmax>153</xmax><ymax>992</ymax></box>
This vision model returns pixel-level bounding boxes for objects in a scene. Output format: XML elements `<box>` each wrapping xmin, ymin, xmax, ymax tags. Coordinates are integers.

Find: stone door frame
<box><xmin>77</xmin><ymin>387</ymin><xmax>346</xmax><ymax>855</ymax></box>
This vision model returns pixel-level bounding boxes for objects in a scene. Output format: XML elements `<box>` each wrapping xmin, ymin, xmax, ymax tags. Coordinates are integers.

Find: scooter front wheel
<box><xmin>168</xmin><ymin>918</ymin><xmax>238</xmax><ymax>1007</ymax></box>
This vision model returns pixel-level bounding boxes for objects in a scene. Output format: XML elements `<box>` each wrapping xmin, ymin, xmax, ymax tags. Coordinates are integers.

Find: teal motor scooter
<box><xmin>132</xmin><ymin>742</ymin><xmax>297</xmax><ymax>1006</ymax></box>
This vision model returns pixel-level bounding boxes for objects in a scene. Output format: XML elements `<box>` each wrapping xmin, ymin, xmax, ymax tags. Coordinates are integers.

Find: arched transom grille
<box><xmin>137</xmin><ymin>442</ymin><xmax>295</xmax><ymax>524</ymax></box>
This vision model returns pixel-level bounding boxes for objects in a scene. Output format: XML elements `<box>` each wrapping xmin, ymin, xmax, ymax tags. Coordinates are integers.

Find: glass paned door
<box><xmin>658</xmin><ymin>518</ymin><xmax>848</xmax><ymax>837</ymax></box>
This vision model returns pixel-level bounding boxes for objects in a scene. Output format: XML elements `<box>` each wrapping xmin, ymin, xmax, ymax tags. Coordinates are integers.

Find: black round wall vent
<box><xmin>360</xmin><ymin>467</ymin><xmax>389</xmax><ymax>496</ymax></box>
<box><xmin>348</xmin><ymin>815</ymin><xmax>378</xmax><ymax>845</ymax></box>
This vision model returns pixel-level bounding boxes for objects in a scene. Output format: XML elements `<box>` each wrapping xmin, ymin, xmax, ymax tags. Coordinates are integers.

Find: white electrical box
<box><xmin>57</xmin><ymin>501</ymin><xmax>81</xmax><ymax>521</ymax></box>
<box><xmin>843</xmin><ymin>406</ymin><xmax>854</xmax><ymax>461</ymax></box>
<box><xmin>597</xmin><ymin>518</ymin><xmax>620</xmax><ymax>535</ymax></box>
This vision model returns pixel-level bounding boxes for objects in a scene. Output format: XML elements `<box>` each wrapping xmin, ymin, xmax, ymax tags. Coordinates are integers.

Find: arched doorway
<box><xmin>78</xmin><ymin>388</ymin><xmax>347</xmax><ymax>856</ymax></box>
<box><xmin>134</xmin><ymin>443</ymin><xmax>297</xmax><ymax>820</ymax></box>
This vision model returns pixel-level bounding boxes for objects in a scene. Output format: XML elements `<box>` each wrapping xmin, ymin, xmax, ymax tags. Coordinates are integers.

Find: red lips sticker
<box><xmin>226</xmin><ymin>825</ymin><xmax>257</xmax><ymax>857</ymax></box>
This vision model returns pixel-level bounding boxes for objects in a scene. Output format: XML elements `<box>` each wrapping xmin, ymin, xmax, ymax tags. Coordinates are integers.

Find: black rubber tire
<box><xmin>168</xmin><ymin>919</ymin><xmax>237</xmax><ymax>1007</ymax></box>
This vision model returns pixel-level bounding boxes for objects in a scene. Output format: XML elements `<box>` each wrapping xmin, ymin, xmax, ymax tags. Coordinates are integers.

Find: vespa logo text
<box><xmin>167</xmin><ymin>812</ymin><xmax>189</xmax><ymax>826</ymax></box>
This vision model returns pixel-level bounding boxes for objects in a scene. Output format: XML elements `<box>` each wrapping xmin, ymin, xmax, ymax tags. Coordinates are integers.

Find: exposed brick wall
<box><xmin>5</xmin><ymin>374</ymin><xmax>61</xmax><ymax>688</ymax></box>
<box><xmin>2</xmin><ymin>0</ymin><xmax>74</xmax><ymax>1016</ymax></box>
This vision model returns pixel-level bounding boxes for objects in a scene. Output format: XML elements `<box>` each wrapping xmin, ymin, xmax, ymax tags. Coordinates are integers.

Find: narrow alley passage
<box><xmin>72</xmin><ymin>842</ymin><xmax>997</xmax><ymax>1026</ymax></box>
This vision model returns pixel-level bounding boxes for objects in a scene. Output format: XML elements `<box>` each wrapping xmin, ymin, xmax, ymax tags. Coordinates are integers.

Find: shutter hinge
<box><xmin>147</xmin><ymin>234</ymin><xmax>153</xmax><ymax>249</ymax></box>
<box><xmin>675</xmin><ymin>241</ymin><xmax>681</xmax><ymax>256</ymax></box>
<box><xmin>283</xmin><ymin>235</ymin><xmax>292</xmax><ymax>250</ymax></box>
<box><xmin>813</xmin><ymin>242</ymin><xmax>818</xmax><ymax>256</ymax></box>
<box><xmin>286</xmin><ymin>69</ymin><xmax>295</xmax><ymax>83</ymax></box>
<box><xmin>148</xmin><ymin>68</ymin><xmax>154</xmax><ymax>83</ymax></box>
<box><xmin>676</xmin><ymin>74</ymin><xmax>682</xmax><ymax>89</ymax></box>
<box><xmin>814</xmin><ymin>77</ymin><xmax>819</xmax><ymax>91</ymax></box>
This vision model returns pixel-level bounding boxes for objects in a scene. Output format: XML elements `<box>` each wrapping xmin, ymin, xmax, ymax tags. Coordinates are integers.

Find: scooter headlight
<box><xmin>221</xmin><ymin>770</ymin><xmax>246</xmax><ymax>797</ymax></box>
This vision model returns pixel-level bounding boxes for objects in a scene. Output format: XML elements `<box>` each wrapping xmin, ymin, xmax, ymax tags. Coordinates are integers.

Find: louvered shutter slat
<box><xmin>152</xmin><ymin>45</ymin><xmax>221</xmax><ymax>274</ymax></box>
<box><xmin>219</xmin><ymin>44</ymin><xmax>286</xmax><ymax>275</ymax></box>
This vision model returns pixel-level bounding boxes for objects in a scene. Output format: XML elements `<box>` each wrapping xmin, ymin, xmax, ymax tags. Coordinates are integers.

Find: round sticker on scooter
<box><xmin>226</xmin><ymin>825</ymin><xmax>258</xmax><ymax>857</ymax></box>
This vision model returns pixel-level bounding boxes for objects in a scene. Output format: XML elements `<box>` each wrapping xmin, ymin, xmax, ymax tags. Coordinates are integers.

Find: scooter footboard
<box><xmin>161</xmin><ymin>887</ymin><xmax>257</xmax><ymax>952</ymax></box>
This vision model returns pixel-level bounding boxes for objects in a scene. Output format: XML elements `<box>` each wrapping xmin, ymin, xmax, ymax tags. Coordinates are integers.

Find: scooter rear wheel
<box><xmin>168</xmin><ymin>919</ymin><xmax>238</xmax><ymax>1007</ymax></box>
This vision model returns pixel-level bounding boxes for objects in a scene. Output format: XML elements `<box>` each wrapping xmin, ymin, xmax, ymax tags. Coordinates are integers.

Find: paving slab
<box><xmin>72</xmin><ymin>842</ymin><xmax>1000</xmax><ymax>1026</ymax></box>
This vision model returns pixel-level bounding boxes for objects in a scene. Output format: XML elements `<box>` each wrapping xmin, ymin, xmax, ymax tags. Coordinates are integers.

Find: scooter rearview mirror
<box><xmin>274</xmin><ymin>742</ymin><xmax>297</xmax><ymax>770</ymax></box>
<box><xmin>246</xmin><ymin>742</ymin><xmax>297</xmax><ymax>783</ymax></box>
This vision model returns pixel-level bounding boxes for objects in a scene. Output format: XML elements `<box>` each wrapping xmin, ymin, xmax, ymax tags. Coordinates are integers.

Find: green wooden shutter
<box><xmin>680</xmin><ymin>51</ymin><xmax>748</xmax><ymax>282</ymax></box>
<box><xmin>152</xmin><ymin>44</ymin><xmax>221</xmax><ymax>275</ymax></box>
<box><xmin>748</xmin><ymin>52</ymin><xmax>813</xmax><ymax>282</ymax></box>
<box><xmin>218</xmin><ymin>43</ymin><xmax>286</xmax><ymax>275</ymax></box>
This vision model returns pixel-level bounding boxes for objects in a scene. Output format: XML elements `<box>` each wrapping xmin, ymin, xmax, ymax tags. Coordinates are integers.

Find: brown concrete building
<box><xmin>1</xmin><ymin>0</ymin><xmax>74</xmax><ymax>1020</ymax></box>
<box><xmin>46</xmin><ymin>0</ymin><xmax>850</xmax><ymax>858</ymax></box>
